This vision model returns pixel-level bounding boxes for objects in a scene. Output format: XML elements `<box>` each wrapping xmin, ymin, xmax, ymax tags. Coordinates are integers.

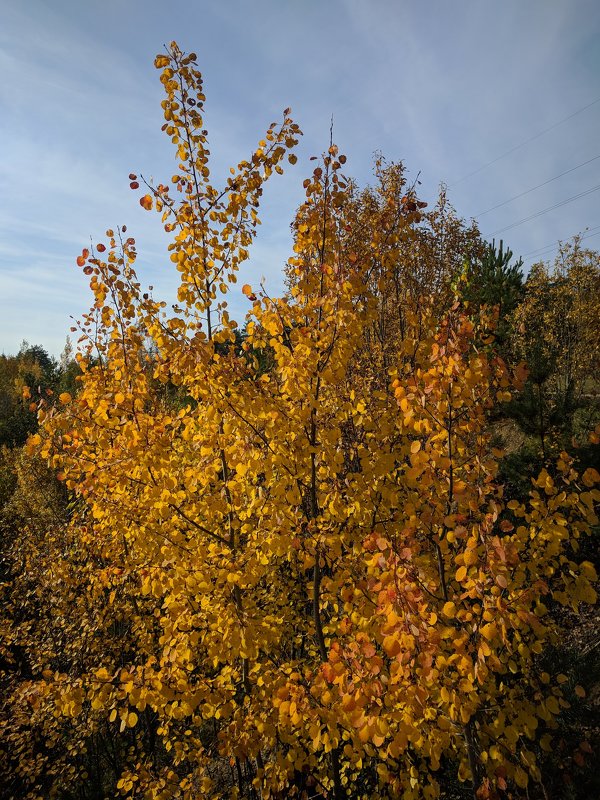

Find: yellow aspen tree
<box><xmin>19</xmin><ymin>44</ymin><xmax>599</xmax><ymax>800</ymax></box>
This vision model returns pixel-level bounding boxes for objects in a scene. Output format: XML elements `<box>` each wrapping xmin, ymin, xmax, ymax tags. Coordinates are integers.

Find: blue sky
<box><xmin>1</xmin><ymin>0</ymin><xmax>599</xmax><ymax>356</ymax></box>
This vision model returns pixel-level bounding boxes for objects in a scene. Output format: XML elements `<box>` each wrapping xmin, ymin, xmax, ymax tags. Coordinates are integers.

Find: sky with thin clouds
<box><xmin>1</xmin><ymin>0</ymin><xmax>599</xmax><ymax>356</ymax></box>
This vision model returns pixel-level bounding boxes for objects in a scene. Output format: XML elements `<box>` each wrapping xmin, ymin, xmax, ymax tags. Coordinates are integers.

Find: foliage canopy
<box><xmin>1</xmin><ymin>43</ymin><xmax>598</xmax><ymax>800</ymax></box>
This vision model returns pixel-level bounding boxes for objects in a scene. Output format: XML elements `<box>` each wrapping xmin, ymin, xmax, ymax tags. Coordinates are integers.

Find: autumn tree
<box><xmin>331</xmin><ymin>160</ymin><xmax>482</xmax><ymax>382</ymax></box>
<box><xmin>0</xmin><ymin>345</ymin><xmax>53</xmax><ymax>447</ymax></box>
<box><xmin>509</xmin><ymin>238</ymin><xmax>600</xmax><ymax>461</ymax></box>
<box><xmin>3</xmin><ymin>44</ymin><xmax>598</xmax><ymax>800</ymax></box>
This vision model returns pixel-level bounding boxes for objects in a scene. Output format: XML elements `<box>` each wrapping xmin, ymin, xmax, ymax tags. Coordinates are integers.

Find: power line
<box><xmin>521</xmin><ymin>224</ymin><xmax>600</xmax><ymax>257</ymax></box>
<box><xmin>449</xmin><ymin>95</ymin><xmax>600</xmax><ymax>187</ymax></box>
<box><xmin>474</xmin><ymin>154</ymin><xmax>600</xmax><ymax>218</ymax></box>
<box><xmin>486</xmin><ymin>184</ymin><xmax>600</xmax><ymax>237</ymax></box>
<box><xmin>522</xmin><ymin>228</ymin><xmax>600</xmax><ymax>262</ymax></box>
<box><xmin>523</xmin><ymin>231</ymin><xmax>600</xmax><ymax>263</ymax></box>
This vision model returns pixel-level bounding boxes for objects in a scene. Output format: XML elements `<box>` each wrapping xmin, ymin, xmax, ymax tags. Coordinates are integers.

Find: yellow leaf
<box><xmin>582</xmin><ymin>468</ymin><xmax>600</xmax><ymax>487</ymax></box>
<box><xmin>514</xmin><ymin>766</ymin><xmax>528</xmax><ymax>788</ymax></box>
<box><xmin>442</xmin><ymin>601</ymin><xmax>456</xmax><ymax>618</ymax></box>
<box><xmin>545</xmin><ymin>696</ymin><xmax>560</xmax><ymax>714</ymax></box>
<box><xmin>480</xmin><ymin>622</ymin><xmax>497</xmax><ymax>641</ymax></box>
<box><xmin>382</xmin><ymin>635</ymin><xmax>401</xmax><ymax>657</ymax></box>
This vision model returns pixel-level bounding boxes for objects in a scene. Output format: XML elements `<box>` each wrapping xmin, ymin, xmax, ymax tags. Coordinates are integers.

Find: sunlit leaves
<box><xmin>8</xmin><ymin>41</ymin><xmax>598</xmax><ymax>800</ymax></box>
